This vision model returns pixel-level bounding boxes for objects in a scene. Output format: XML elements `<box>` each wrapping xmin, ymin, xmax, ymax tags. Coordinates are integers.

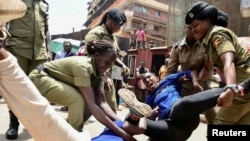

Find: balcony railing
<box><xmin>135</xmin><ymin>0</ymin><xmax>169</xmax><ymax>12</ymax></box>
<box><xmin>133</xmin><ymin>12</ymin><xmax>167</xmax><ymax>24</ymax></box>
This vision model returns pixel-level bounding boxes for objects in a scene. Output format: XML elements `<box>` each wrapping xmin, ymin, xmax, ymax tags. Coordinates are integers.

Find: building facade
<box><xmin>84</xmin><ymin>0</ymin><xmax>250</xmax><ymax>86</ymax></box>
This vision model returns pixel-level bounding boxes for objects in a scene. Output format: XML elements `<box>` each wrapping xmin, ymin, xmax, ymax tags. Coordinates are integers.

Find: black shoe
<box><xmin>6</xmin><ymin>127</ymin><xmax>18</xmax><ymax>140</ymax></box>
<box><xmin>6</xmin><ymin>110</ymin><xmax>19</xmax><ymax>140</ymax></box>
<box><xmin>60</xmin><ymin>106</ymin><xmax>68</xmax><ymax>111</ymax></box>
<box><xmin>240</xmin><ymin>78</ymin><xmax>250</xmax><ymax>94</ymax></box>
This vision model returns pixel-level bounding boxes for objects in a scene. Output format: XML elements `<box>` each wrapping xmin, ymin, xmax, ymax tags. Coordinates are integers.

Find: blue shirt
<box><xmin>146</xmin><ymin>70</ymin><xmax>191</xmax><ymax>120</ymax></box>
<box><xmin>55</xmin><ymin>50</ymin><xmax>76</xmax><ymax>60</ymax></box>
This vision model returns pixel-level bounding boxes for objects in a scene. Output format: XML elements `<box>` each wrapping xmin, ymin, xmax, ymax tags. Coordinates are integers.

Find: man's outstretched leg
<box><xmin>168</xmin><ymin>88</ymin><xmax>224</xmax><ymax>122</ymax></box>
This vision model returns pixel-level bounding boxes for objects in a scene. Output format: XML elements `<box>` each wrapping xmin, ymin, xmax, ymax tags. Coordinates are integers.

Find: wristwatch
<box><xmin>224</xmin><ymin>84</ymin><xmax>244</xmax><ymax>96</ymax></box>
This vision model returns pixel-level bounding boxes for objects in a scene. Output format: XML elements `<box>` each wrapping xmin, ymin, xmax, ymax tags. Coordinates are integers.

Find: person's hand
<box><xmin>193</xmin><ymin>84</ymin><xmax>203</xmax><ymax>93</ymax></box>
<box><xmin>123</xmin><ymin>134</ymin><xmax>137</xmax><ymax>141</ymax></box>
<box><xmin>122</xmin><ymin>66</ymin><xmax>130</xmax><ymax>77</ymax></box>
<box><xmin>47</xmin><ymin>52</ymin><xmax>52</xmax><ymax>61</ymax></box>
<box><xmin>217</xmin><ymin>89</ymin><xmax>235</xmax><ymax>107</ymax></box>
<box><xmin>179</xmin><ymin>75</ymin><xmax>191</xmax><ymax>84</ymax></box>
<box><xmin>121</xmin><ymin>83</ymin><xmax>126</xmax><ymax>88</ymax></box>
<box><xmin>104</xmin><ymin>77</ymin><xmax>113</xmax><ymax>92</ymax></box>
<box><xmin>148</xmin><ymin>106</ymin><xmax>159</xmax><ymax>120</ymax></box>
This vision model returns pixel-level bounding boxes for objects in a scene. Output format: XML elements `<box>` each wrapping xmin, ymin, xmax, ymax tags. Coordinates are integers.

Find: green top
<box><xmin>167</xmin><ymin>36</ymin><xmax>218</xmax><ymax>94</ymax></box>
<box><xmin>168</xmin><ymin>37</ymin><xmax>205</xmax><ymax>73</ymax></box>
<box><xmin>5</xmin><ymin>0</ymin><xmax>49</xmax><ymax>60</ymax></box>
<box><xmin>203</xmin><ymin>25</ymin><xmax>250</xmax><ymax>82</ymax></box>
<box><xmin>44</xmin><ymin>56</ymin><xmax>103</xmax><ymax>89</ymax></box>
<box><xmin>84</xmin><ymin>24</ymin><xmax>120</xmax><ymax>55</ymax></box>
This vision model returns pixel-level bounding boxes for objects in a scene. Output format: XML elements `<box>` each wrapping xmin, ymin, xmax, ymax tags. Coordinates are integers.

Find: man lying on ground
<box><xmin>92</xmin><ymin>70</ymin><xmax>249</xmax><ymax>141</ymax></box>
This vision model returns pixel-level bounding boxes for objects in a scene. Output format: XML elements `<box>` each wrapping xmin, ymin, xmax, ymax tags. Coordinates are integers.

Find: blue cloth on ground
<box><xmin>146</xmin><ymin>71</ymin><xmax>191</xmax><ymax>120</ymax></box>
<box><xmin>91</xmin><ymin>120</ymin><xmax>124</xmax><ymax>141</ymax></box>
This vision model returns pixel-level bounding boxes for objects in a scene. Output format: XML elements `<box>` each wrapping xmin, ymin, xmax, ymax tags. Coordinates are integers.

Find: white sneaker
<box><xmin>118</xmin><ymin>88</ymin><xmax>152</xmax><ymax>117</ymax></box>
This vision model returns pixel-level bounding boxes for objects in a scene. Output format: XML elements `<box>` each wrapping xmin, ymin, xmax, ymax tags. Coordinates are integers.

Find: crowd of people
<box><xmin>0</xmin><ymin>0</ymin><xmax>250</xmax><ymax>141</ymax></box>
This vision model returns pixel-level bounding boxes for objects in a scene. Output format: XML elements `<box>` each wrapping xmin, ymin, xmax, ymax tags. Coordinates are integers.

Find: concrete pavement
<box><xmin>0</xmin><ymin>98</ymin><xmax>207</xmax><ymax>141</ymax></box>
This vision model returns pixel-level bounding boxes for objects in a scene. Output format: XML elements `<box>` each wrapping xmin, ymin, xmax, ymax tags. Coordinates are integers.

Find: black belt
<box><xmin>36</xmin><ymin>64</ymin><xmax>49</xmax><ymax>74</ymax></box>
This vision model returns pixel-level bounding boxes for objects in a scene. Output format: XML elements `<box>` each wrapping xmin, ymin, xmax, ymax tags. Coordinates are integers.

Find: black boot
<box><xmin>6</xmin><ymin>110</ymin><xmax>19</xmax><ymax>140</ymax></box>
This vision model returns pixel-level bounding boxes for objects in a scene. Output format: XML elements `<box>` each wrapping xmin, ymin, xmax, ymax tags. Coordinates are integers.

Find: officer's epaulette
<box><xmin>173</xmin><ymin>41</ymin><xmax>181</xmax><ymax>48</ymax></box>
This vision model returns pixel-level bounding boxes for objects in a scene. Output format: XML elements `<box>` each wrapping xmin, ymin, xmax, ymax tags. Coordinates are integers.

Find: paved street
<box><xmin>0</xmin><ymin>98</ymin><xmax>207</xmax><ymax>141</ymax></box>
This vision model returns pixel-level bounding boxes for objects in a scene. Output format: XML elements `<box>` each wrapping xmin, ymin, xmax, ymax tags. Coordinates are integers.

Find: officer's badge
<box><xmin>189</xmin><ymin>13</ymin><xmax>194</xmax><ymax>18</ymax></box>
<box><xmin>214</xmin><ymin>38</ymin><xmax>222</xmax><ymax>48</ymax></box>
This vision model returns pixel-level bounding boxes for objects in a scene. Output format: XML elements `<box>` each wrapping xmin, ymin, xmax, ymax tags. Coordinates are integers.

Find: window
<box><xmin>132</xmin><ymin>21</ymin><xmax>141</xmax><ymax>30</ymax></box>
<box><xmin>154</xmin><ymin>26</ymin><xmax>159</xmax><ymax>31</ymax></box>
<box><xmin>155</xmin><ymin>10</ymin><xmax>161</xmax><ymax>17</ymax></box>
<box><xmin>134</xmin><ymin>5</ymin><xmax>149</xmax><ymax>15</ymax></box>
<box><xmin>128</xmin><ymin>55</ymin><xmax>136</xmax><ymax>78</ymax></box>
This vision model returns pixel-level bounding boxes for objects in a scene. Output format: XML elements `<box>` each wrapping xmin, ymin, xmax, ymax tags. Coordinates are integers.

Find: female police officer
<box><xmin>85</xmin><ymin>9</ymin><xmax>129</xmax><ymax>113</ymax></box>
<box><xmin>29</xmin><ymin>40</ymin><xmax>135</xmax><ymax>141</ymax></box>
<box><xmin>185</xmin><ymin>1</ymin><xmax>250</xmax><ymax>124</ymax></box>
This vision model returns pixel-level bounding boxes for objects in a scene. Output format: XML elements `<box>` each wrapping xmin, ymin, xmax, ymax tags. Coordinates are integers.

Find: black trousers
<box><xmin>144</xmin><ymin>88</ymin><xmax>224</xmax><ymax>141</ymax></box>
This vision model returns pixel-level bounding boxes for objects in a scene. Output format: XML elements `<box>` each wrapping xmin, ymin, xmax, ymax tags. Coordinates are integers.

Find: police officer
<box><xmin>166</xmin><ymin>24</ymin><xmax>219</xmax><ymax>125</ymax></box>
<box><xmin>185</xmin><ymin>1</ymin><xmax>250</xmax><ymax>124</ymax></box>
<box><xmin>84</xmin><ymin>9</ymin><xmax>129</xmax><ymax>112</ymax></box>
<box><xmin>4</xmin><ymin>0</ymin><xmax>50</xmax><ymax>139</ymax></box>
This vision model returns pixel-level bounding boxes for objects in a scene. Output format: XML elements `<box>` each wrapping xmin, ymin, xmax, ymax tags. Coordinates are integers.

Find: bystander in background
<box><xmin>55</xmin><ymin>40</ymin><xmax>76</xmax><ymax>60</ymax></box>
<box><xmin>158</xmin><ymin>58</ymin><xmax>169</xmax><ymax>81</ymax></box>
<box><xmin>112</xmin><ymin>50</ymin><xmax>128</xmax><ymax>111</ymax></box>
<box><xmin>136</xmin><ymin>60</ymin><xmax>149</xmax><ymax>102</ymax></box>
<box><xmin>136</xmin><ymin>26</ymin><xmax>145</xmax><ymax>49</ymax></box>
<box><xmin>129</xmin><ymin>28</ymin><xmax>137</xmax><ymax>49</ymax></box>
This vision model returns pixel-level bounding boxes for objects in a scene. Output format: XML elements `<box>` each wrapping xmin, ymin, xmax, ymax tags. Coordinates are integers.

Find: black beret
<box><xmin>107</xmin><ymin>9</ymin><xmax>126</xmax><ymax>25</ymax></box>
<box><xmin>185</xmin><ymin>1</ymin><xmax>209</xmax><ymax>24</ymax></box>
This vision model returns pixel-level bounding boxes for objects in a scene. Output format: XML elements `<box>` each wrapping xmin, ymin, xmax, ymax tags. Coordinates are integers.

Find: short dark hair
<box><xmin>79</xmin><ymin>41</ymin><xmax>85</xmax><ymax>47</ymax></box>
<box><xmin>63</xmin><ymin>41</ymin><xmax>72</xmax><ymax>47</ymax></box>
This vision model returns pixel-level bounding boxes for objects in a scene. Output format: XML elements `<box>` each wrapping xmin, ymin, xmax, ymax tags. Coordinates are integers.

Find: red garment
<box><xmin>77</xmin><ymin>46</ymin><xmax>85</xmax><ymax>56</ymax></box>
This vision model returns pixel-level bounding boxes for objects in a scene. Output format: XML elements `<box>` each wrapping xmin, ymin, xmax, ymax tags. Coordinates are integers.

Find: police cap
<box><xmin>185</xmin><ymin>1</ymin><xmax>209</xmax><ymax>24</ymax></box>
<box><xmin>107</xmin><ymin>9</ymin><xmax>126</xmax><ymax>25</ymax></box>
